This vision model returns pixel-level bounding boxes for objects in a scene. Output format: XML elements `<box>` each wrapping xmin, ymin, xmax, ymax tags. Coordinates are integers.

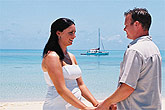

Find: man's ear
<box><xmin>134</xmin><ymin>21</ymin><xmax>140</xmax><ymax>26</ymax></box>
<box><xmin>134</xmin><ymin>21</ymin><xmax>142</xmax><ymax>30</ymax></box>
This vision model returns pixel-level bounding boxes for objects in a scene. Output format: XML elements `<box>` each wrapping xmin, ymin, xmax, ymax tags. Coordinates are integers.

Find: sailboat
<box><xmin>81</xmin><ymin>28</ymin><xmax>109</xmax><ymax>55</ymax></box>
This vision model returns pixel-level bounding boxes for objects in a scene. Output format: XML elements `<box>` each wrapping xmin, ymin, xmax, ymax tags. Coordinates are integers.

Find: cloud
<box><xmin>100</xmin><ymin>34</ymin><xmax>124</xmax><ymax>44</ymax></box>
<box><xmin>107</xmin><ymin>34</ymin><xmax>121</xmax><ymax>41</ymax></box>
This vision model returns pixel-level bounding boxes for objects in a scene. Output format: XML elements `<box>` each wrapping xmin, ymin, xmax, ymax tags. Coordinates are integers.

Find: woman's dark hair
<box><xmin>43</xmin><ymin>18</ymin><xmax>75</xmax><ymax>60</ymax></box>
<box><xmin>124</xmin><ymin>8</ymin><xmax>151</xmax><ymax>30</ymax></box>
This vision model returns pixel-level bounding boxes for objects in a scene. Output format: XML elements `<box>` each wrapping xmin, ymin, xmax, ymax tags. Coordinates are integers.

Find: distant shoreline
<box><xmin>0</xmin><ymin>49</ymin><xmax>165</xmax><ymax>51</ymax></box>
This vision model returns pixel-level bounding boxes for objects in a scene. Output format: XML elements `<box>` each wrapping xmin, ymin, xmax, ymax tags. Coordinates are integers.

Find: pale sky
<box><xmin>0</xmin><ymin>0</ymin><xmax>165</xmax><ymax>50</ymax></box>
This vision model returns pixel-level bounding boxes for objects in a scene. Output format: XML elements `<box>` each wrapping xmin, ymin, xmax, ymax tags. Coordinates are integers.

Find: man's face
<box><xmin>124</xmin><ymin>14</ymin><xmax>137</xmax><ymax>40</ymax></box>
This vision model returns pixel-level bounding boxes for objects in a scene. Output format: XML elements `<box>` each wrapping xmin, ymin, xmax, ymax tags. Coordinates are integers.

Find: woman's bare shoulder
<box><xmin>42</xmin><ymin>51</ymin><xmax>60</xmax><ymax>71</ymax></box>
<box><xmin>44</xmin><ymin>51</ymin><xmax>59</xmax><ymax>60</ymax></box>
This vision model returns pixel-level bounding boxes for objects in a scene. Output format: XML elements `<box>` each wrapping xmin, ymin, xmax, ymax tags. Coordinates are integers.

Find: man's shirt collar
<box><xmin>127</xmin><ymin>36</ymin><xmax>152</xmax><ymax>48</ymax></box>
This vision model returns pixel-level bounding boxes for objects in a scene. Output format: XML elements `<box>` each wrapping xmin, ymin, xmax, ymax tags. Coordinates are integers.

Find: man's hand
<box><xmin>109</xmin><ymin>104</ymin><xmax>117</xmax><ymax>110</ymax></box>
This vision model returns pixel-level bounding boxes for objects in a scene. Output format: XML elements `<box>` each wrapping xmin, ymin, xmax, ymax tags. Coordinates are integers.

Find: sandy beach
<box><xmin>0</xmin><ymin>99</ymin><xmax>164</xmax><ymax>110</ymax></box>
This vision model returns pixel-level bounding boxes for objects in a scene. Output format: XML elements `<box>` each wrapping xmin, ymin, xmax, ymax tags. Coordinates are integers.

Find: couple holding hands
<box><xmin>42</xmin><ymin>8</ymin><xmax>162</xmax><ymax>110</ymax></box>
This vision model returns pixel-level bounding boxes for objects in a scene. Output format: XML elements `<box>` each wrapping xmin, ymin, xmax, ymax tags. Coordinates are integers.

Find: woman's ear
<box><xmin>56</xmin><ymin>31</ymin><xmax>61</xmax><ymax>37</ymax></box>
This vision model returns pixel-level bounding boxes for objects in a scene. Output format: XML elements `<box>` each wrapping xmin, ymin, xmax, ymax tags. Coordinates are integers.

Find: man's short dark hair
<box><xmin>124</xmin><ymin>8</ymin><xmax>152</xmax><ymax>30</ymax></box>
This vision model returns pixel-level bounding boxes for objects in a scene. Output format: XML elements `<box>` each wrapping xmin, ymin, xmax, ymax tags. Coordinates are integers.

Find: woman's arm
<box><xmin>44</xmin><ymin>52</ymin><xmax>87</xmax><ymax>109</ymax></box>
<box><xmin>77</xmin><ymin>77</ymin><xmax>99</xmax><ymax>107</ymax></box>
<box><xmin>71</xmin><ymin>53</ymin><xmax>99</xmax><ymax>107</ymax></box>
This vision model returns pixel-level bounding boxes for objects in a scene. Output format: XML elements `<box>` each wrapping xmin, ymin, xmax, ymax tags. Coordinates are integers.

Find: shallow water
<box><xmin>0</xmin><ymin>49</ymin><xmax>164</xmax><ymax>101</ymax></box>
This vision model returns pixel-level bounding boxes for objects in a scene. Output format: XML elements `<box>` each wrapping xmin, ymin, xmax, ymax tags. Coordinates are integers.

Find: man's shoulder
<box><xmin>127</xmin><ymin>40</ymin><xmax>160</xmax><ymax>59</ymax></box>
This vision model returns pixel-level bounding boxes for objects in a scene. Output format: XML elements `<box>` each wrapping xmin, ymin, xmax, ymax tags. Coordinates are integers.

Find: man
<box><xmin>95</xmin><ymin>8</ymin><xmax>162</xmax><ymax>110</ymax></box>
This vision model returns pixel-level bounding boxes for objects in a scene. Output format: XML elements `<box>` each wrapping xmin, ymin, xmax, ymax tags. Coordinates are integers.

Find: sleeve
<box><xmin>119</xmin><ymin>49</ymin><xmax>142</xmax><ymax>89</ymax></box>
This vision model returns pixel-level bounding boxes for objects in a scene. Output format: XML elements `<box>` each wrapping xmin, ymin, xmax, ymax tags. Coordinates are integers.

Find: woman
<box><xmin>42</xmin><ymin>18</ymin><xmax>99</xmax><ymax>110</ymax></box>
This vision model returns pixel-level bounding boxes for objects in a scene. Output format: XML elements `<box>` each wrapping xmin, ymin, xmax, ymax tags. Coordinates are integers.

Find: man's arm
<box><xmin>96</xmin><ymin>83</ymin><xmax>134</xmax><ymax>110</ymax></box>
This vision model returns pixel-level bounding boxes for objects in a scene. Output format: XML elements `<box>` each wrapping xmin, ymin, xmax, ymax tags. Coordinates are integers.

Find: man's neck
<box><xmin>133</xmin><ymin>30</ymin><xmax>149</xmax><ymax>40</ymax></box>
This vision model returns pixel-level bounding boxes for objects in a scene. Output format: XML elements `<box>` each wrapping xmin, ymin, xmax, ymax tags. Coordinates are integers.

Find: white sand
<box><xmin>0</xmin><ymin>99</ymin><xmax>164</xmax><ymax>110</ymax></box>
<box><xmin>0</xmin><ymin>101</ymin><xmax>44</xmax><ymax>110</ymax></box>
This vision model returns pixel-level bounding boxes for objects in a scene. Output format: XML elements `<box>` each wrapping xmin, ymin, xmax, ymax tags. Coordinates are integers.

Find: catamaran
<box><xmin>81</xmin><ymin>28</ymin><xmax>109</xmax><ymax>55</ymax></box>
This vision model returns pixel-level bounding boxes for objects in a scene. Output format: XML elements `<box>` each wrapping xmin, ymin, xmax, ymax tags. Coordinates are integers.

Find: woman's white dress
<box><xmin>43</xmin><ymin>65</ymin><xmax>82</xmax><ymax>110</ymax></box>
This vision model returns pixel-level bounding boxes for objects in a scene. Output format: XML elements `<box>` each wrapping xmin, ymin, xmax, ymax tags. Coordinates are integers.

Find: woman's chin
<box><xmin>67</xmin><ymin>43</ymin><xmax>73</xmax><ymax>46</ymax></box>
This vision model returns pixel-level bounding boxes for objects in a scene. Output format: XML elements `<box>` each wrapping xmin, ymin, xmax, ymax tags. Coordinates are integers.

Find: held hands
<box><xmin>94</xmin><ymin>102</ymin><xmax>117</xmax><ymax>110</ymax></box>
<box><xmin>81</xmin><ymin>102</ymin><xmax>117</xmax><ymax>110</ymax></box>
<box><xmin>81</xmin><ymin>101</ymin><xmax>117</xmax><ymax>110</ymax></box>
<box><xmin>81</xmin><ymin>106</ymin><xmax>96</xmax><ymax>110</ymax></box>
<box><xmin>95</xmin><ymin>101</ymin><xmax>109</xmax><ymax>110</ymax></box>
<box><xmin>81</xmin><ymin>102</ymin><xmax>100</xmax><ymax>110</ymax></box>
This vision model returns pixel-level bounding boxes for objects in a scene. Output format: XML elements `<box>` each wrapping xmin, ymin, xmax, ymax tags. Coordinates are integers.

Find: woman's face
<box><xmin>58</xmin><ymin>24</ymin><xmax>76</xmax><ymax>46</ymax></box>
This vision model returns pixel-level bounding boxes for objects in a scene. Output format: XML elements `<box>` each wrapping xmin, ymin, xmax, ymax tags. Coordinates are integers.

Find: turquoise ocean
<box><xmin>0</xmin><ymin>49</ymin><xmax>164</xmax><ymax>102</ymax></box>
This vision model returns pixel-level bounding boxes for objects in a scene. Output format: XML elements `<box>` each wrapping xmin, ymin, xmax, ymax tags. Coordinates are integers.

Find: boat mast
<box><xmin>98</xmin><ymin>28</ymin><xmax>100</xmax><ymax>50</ymax></box>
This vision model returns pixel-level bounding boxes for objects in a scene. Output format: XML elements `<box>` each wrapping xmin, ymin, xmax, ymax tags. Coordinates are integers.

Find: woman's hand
<box><xmin>94</xmin><ymin>102</ymin><xmax>101</xmax><ymax>107</ymax></box>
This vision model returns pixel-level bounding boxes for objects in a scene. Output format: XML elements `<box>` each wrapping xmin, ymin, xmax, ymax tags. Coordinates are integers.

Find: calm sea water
<box><xmin>0</xmin><ymin>49</ymin><xmax>164</xmax><ymax>102</ymax></box>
